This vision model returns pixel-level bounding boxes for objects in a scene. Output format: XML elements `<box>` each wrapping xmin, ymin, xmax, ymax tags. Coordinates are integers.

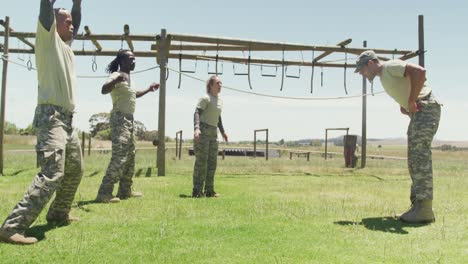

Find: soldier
<box><xmin>95</xmin><ymin>50</ymin><xmax>159</xmax><ymax>203</ymax></box>
<box><xmin>192</xmin><ymin>76</ymin><xmax>229</xmax><ymax>198</ymax></box>
<box><xmin>0</xmin><ymin>0</ymin><xmax>84</xmax><ymax>245</ymax></box>
<box><xmin>355</xmin><ymin>50</ymin><xmax>441</xmax><ymax>223</ymax></box>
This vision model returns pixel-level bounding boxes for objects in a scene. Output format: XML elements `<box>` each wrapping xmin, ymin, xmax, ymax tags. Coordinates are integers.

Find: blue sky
<box><xmin>1</xmin><ymin>0</ymin><xmax>467</xmax><ymax>141</ymax></box>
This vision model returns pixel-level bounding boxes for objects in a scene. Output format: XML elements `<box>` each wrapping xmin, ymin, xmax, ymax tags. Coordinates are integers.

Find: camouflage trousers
<box><xmin>1</xmin><ymin>104</ymin><xmax>83</xmax><ymax>234</ymax></box>
<box><xmin>97</xmin><ymin>111</ymin><xmax>136</xmax><ymax>198</ymax></box>
<box><xmin>193</xmin><ymin>123</ymin><xmax>218</xmax><ymax>193</ymax></box>
<box><xmin>407</xmin><ymin>93</ymin><xmax>441</xmax><ymax>201</ymax></box>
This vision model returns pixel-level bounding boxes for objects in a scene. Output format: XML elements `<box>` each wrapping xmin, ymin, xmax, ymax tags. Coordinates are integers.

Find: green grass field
<box><xmin>0</xmin><ymin>140</ymin><xmax>467</xmax><ymax>263</ymax></box>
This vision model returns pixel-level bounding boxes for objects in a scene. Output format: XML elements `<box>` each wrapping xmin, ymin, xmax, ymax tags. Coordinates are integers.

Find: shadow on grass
<box><xmin>179</xmin><ymin>194</ymin><xmax>193</xmax><ymax>198</ymax></box>
<box><xmin>11</xmin><ymin>169</ymin><xmax>29</xmax><ymax>176</ymax></box>
<box><xmin>334</xmin><ymin>217</ymin><xmax>427</xmax><ymax>234</ymax></box>
<box><xmin>74</xmin><ymin>200</ymin><xmax>100</xmax><ymax>212</ymax></box>
<box><xmin>86</xmin><ymin>170</ymin><xmax>100</xmax><ymax>177</ymax></box>
<box><xmin>25</xmin><ymin>221</ymin><xmax>70</xmax><ymax>241</ymax></box>
<box><xmin>145</xmin><ymin>167</ymin><xmax>152</xmax><ymax>177</ymax></box>
<box><xmin>135</xmin><ymin>168</ymin><xmax>143</xmax><ymax>177</ymax></box>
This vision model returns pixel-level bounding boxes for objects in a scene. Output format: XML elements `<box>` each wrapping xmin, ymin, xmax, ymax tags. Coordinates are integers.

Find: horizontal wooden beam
<box><xmin>0</xmin><ymin>31</ymin><xmax>158</xmax><ymax>42</ymax></box>
<box><xmin>0</xmin><ymin>46</ymin><xmax>400</xmax><ymax>68</ymax></box>
<box><xmin>0</xmin><ymin>48</ymin><xmax>157</xmax><ymax>57</ymax></box>
<box><xmin>167</xmin><ymin>33</ymin><xmax>412</xmax><ymax>55</ymax></box>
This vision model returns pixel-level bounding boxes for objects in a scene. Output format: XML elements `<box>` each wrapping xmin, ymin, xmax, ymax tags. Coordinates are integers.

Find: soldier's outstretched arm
<box><xmin>71</xmin><ymin>0</ymin><xmax>82</xmax><ymax>37</ymax></box>
<box><xmin>39</xmin><ymin>0</ymin><xmax>56</xmax><ymax>31</ymax></box>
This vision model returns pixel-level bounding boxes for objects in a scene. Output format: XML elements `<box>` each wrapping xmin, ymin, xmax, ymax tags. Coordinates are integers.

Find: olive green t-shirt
<box><xmin>35</xmin><ymin>19</ymin><xmax>76</xmax><ymax>112</ymax></box>
<box><xmin>380</xmin><ymin>59</ymin><xmax>431</xmax><ymax>111</ymax></box>
<box><xmin>197</xmin><ymin>94</ymin><xmax>222</xmax><ymax>127</ymax></box>
<box><xmin>108</xmin><ymin>72</ymin><xmax>136</xmax><ymax>115</ymax></box>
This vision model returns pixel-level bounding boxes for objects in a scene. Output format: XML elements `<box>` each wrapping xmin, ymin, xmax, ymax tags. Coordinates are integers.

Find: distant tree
<box><xmin>19</xmin><ymin>124</ymin><xmax>36</xmax><ymax>136</ymax></box>
<box><xmin>134</xmin><ymin>120</ymin><xmax>147</xmax><ymax>139</ymax></box>
<box><xmin>95</xmin><ymin>129</ymin><xmax>111</xmax><ymax>140</ymax></box>
<box><xmin>278</xmin><ymin>139</ymin><xmax>285</xmax><ymax>145</ymax></box>
<box><xmin>310</xmin><ymin>139</ymin><xmax>322</xmax><ymax>147</ymax></box>
<box><xmin>440</xmin><ymin>144</ymin><xmax>456</xmax><ymax>151</ymax></box>
<box><xmin>3</xmin><ymin>121</ymin><xmax>18</xmax><ymax>135</ymax></box>
<box><xmin>139</xmin><ymin>130</ymin><xmax>158</xmax><ymax>141</ymax></box>
<box><xmin>89</xmin><ymin>112</ymin><xmax>110</xmax><ymax>137</ymax></box>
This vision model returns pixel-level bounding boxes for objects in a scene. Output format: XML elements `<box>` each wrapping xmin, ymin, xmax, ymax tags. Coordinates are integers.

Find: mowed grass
<box><xmin>0</xmin><ymin>146</ymin><xmax>467</xmax><ymax>263</ymax></box>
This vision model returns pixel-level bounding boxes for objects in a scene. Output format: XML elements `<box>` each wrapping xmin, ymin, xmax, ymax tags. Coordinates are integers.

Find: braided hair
<box><xmin>105</xmin><ymin>49</ymin><xmax>131</xmax><ymax>74</ymax></box>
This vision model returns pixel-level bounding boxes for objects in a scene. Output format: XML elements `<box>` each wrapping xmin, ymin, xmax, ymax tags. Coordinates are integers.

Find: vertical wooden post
<box><xmin>266</xmin><ymin>129</ymin><xmax>269</xmax><ymax>161</ymax></box>
<box><xmin>325</xmin><ymin>129</ymin><xmax>328</xmax><ymax>160</ymax></box>
<box><xmin>175</xmin><ymin>130</ymin><xmax>182</xmax><ymax>160</ymax></box>
<box><xmin>81</xmin><ymin>132</ymin><xmax>85</xmax><ymax>157</ymax></box>
<box><xmin>157</xmin><ymin>29</ymin><xmax>169</xmax><ymax>176</ymax></box>
<box><xmin>289</xmin><ymin>152</ymin><xmax>292</xmax><ymax>160</ymax></box>
<box><xmin>0</xmin><ymin>16</ymin><xmax>10</xmax><ymax>175</ymax></box>
<box><xmin>222</xmin><ymin>149</ymin><xmax>225</xmax><ymax>160</ymax></box>
<box><xmin>88</xmin><ymin>135</ymin><xmax>91</xmax><ymax>156</ymax></box>
<box><xmin>361</xmin><ymin>40</ymin><xmax>367</xmax><ymax>168</ymax></box>
<box><xmin>179</xmin><ymin>130</ymin><xmax>182</xmax><ymax>160</ymax></box>
<box><xmin>175</xmin><ymin>132</ymin><xmax>178</xmax><ymax>158</ymax></box>
<box><xmin>418</xmin><ymin>15</ymin><xmax>425</xmax><ymax>67</ymax></box>
<box><xmin>307</xmin><ymin>152</ymin><xmax>310</xmax><ymax>162</ymax></box>
<box><xmin>253</xmin><ymin>131</ymin><xmax>256</xmax><ymax>158</ymax></box>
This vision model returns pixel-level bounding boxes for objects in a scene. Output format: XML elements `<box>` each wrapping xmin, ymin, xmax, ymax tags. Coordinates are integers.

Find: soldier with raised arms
<box><xmin>0</xmin><ymin>0</ymin><xmax>84</xmax><ymax>245</ymax></box>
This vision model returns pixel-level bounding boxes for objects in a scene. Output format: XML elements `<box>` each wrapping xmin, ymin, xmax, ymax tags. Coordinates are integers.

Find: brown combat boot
<box><xmin>118</xmin><ymin>191</ymin><xmax>143</xmax><ymax>200</ymax></box>
<box><xmin>46</xmin><ymin>213</ymin><xmax>80</xmax><ymax>224</ymax></box>
<box><xmin>399</xmin><ymin>200</ymin><xmax>435</xmax><ymax>223</ymax></box>
<box><xmin>95</xmin><ymin>194</ymin><xmax>120</xmax><ymax>203</ymax></box>
<box><xmin>0</xmin><ymin>229</ymin><xmax>38</xmax><ymax>245</ymax></box>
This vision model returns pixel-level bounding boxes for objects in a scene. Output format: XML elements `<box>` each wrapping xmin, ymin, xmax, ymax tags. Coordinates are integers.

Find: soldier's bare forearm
<box><xmin>39</xmin><ymin>0</ymin><xmax>55</xmax><ymax>31</ymax></box>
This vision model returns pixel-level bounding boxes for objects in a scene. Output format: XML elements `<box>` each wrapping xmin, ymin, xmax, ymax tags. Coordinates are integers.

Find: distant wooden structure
<box><xmin>254</xmin><ymin>129</ymin><xmax>269</xmax><ymax>161</ymax></box>
<box><xmin>324</xmin><ymin>128</ymin><xmax>349</xmax><ymax>160</ymax></box>
<box><xmin>0</xmin><ymin>15</ymin><xmax>426</xmax><ymax>175</ymax></box>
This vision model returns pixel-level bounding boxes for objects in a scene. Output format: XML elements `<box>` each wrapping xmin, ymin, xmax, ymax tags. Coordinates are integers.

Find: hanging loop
<box><xmin>92</xmin><ymin>54</ymin><xmax>98</xmax><ymax>72</ymax></box>
<box><xmin>27</xmin><ymin>55</ymin><xmax>33</xmax><ymax>71</ymax></box>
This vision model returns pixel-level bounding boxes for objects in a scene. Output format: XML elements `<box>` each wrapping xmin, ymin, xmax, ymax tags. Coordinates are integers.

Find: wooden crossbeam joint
<box><xmin>123</xmin><ymin>24</ymin><xmax>134</xmax><ymax>51</ymax></box>
<box><xmin>84</xmin><ymin>25</ymin><xmax>103</xmax><ymax>51</ymax></box>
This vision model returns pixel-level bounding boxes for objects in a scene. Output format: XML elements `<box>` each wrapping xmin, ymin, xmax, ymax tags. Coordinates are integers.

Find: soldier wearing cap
<box><xmin>355</xmin><ymin>50</ymin><xmax>441</xmax><ymax>223</ymax></box>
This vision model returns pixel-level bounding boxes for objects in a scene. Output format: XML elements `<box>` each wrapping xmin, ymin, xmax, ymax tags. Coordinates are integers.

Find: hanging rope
<box><xmin>247</xmin><ymin>46</ymin><xmax>253</xmax><ymax>90</ymax></box>
<box><xmin>343</xmin><ymin>51</ymin><xmax>348</xmax><ymax>95</ymax></box>
<box><xmin>320</xmin><ymin>66</ymin><xmax>324</xmax><ymax>87</ymax></box>
<box><xmin>81</xmin><ymin>32</ymin><xmax>85</xmax><ymax>52</ymax></box>
<box><xmin>280</xmin><ymin>47</ymin><xmax>285</xmax><ymax>91</ymax></box>
<box><xmin>178</xmin><ymin>43</ymin><xmax>182</xmax><ymax>89</ymax></box>
<box><xmin>311</xmin><ymin>50</ymin><xmax>315</xmax><ymax>94</ymax></box>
